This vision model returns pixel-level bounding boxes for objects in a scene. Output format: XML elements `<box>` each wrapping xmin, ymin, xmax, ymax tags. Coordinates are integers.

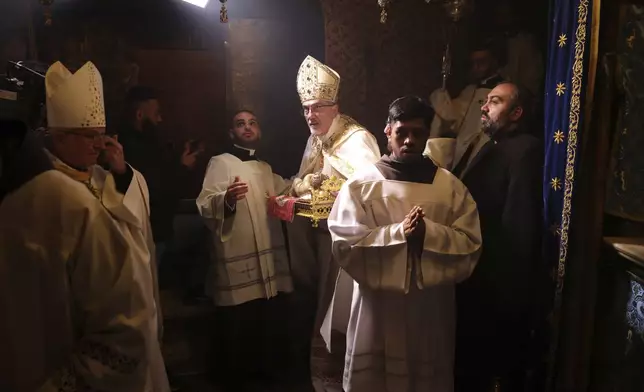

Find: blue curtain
<box><xmin>542</xmin><ymin>0</ymin><xmax>593</xmax><ymax>388</ymax></box>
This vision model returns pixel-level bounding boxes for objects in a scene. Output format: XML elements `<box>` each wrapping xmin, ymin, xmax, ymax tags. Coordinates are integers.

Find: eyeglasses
<box><xmin>301</xmin><ymin>103</ymin><xmax>335</xmax><ymax>116</ymax></box>
<box><xmin>62</xmin><ymin>130</ymin><xmax>106</xmax><ymax>142</ymax></box>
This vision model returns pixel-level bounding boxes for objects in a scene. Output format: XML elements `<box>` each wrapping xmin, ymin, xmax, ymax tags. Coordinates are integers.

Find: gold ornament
<box><xmin>220</xmin><ymin>0</ymin><xmax>228</xmax><ymax>23</ymax></box>
<box><xmin>378</xmin><ymin>0</ymin><xmax>390</xmax><ymax>24</ymax></box>
<box><xmin>377</xmin><ymin>0</ymin><xmax>470</xmax><ymax>24</ymax></box>
<box><xmin>295</xmin><ymin>175</ymin><xmax>345</xmax><ymax>227</ymax></box>
<box><xmin>40</xmin><ymin>0</ymin><xmax>54</xmax><ymax>26</ymax></box>
<box><xmin>296</xmin><ymin>56</ymin><xmax>341</xmax><ymax>104</ymax></box>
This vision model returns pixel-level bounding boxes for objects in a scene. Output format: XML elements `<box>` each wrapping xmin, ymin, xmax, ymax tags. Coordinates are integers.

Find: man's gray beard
<box><xmin>481</xmin><ymin>118</ymin><xmax>501</xmax><ymax>137</ymax></box>
<box><xmin>310</xmin><ymin>127</ymin><xmax>328</xmax><ymax>136</ymax></box>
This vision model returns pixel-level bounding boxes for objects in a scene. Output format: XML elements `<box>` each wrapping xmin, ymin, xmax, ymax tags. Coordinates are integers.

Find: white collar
<box><xmin>480</xmin><ymin>73</ymin><xmax>500</xmax><ymax>85</ymax></box>
<box><xmin>234</xmin><ymin>144</ymin><xmax>255</xmax><ymax>156</ymax></box>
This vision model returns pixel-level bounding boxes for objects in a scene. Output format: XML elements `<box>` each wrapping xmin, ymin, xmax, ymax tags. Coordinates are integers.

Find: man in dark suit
<box><xmin>452</xmin><ymin>82</ymin><xmax>548</xmax><ymax>391</ymax></box>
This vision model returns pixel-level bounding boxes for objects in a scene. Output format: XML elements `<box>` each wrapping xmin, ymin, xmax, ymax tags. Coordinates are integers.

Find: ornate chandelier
<box><xmin>377</xmin><ymin>0</ymin><xmax>469</xmax><ymax>24</ymax></box>
<box><xmin>376</xmin><ymin>0</ymin><xmax>470</xmax><ymax>90</ymax></box>
<box><xmin>220</xmin><ymin>0</ymin><xmax>228</xmax><ymax>23</ymax></box>
<box><xmin>39</xmin><ymin>0</ymin><xmax>54</xmax><ymax>26</ymax></box>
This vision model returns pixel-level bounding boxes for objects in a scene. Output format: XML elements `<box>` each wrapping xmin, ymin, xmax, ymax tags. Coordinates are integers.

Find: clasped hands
<box><xmin>403</xmin><ymin>206</ymin><xmax>426</xmax><ymax>249</ymax></box>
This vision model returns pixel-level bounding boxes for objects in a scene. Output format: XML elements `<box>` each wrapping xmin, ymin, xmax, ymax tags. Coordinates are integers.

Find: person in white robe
<box><xmin>328</xmin><ymin>96</ymin><xmax>482</xmax><ymax>392</ymax></box>
<box><xmin>0</xmin><ymin>123</ymin><xmax>163</xmax><ymax>391</ymax></box>
<box><xmin>42</xmin><ymin>61</ymin><xmax>169</xmax><ymax>391</ymax></box>
<box><xmin>196</xmin><ymin>109</ymin><xmax>293</xmax><ymax>391</ymax></box>
<box><xmin>493</xmin><ymin>1</ymin><xmax>544</xmax><ymax>98</ymax></box>
<box><xmin>286</xmin><ymin>55</ymin><xmax>381</xmax><ymax>387</ymax></box>
<box><xmin>429</xmin><ymin>42</ymin><xmax>505</xmax><ymax>169</ymax></box>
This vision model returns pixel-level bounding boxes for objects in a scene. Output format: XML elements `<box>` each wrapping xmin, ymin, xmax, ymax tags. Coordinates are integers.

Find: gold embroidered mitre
<box><xmin>45</xmin><ymin>61</ymin><xmax>106</xmax><ymax>129</ymax></box>
<box><xmin>296</xmin><ymin>55</ymin><xmax>340</xmax><ymax>103</ymax></box>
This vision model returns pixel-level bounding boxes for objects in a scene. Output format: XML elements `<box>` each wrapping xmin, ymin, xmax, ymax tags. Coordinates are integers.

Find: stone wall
<box><xmin>320</xmin><ymin>0</ymin><xmax>471</xmax><ymax>147</ymax></box>
<box><xmin>1</xmin><ymin>0</ymin><xmax>472</xmax><ymax>173</ymax></box>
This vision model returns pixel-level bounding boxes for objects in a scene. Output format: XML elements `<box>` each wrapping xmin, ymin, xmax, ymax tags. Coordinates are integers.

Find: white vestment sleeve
<box><xmin>424</xmin><ymin>138</ymin><xmax>456</xmax><ymax>170</ymax></box>
<box><xmin>429</xmin><ymin>87</ymin><xmax>472</xmax><ymax>124</ymax></box>
<box><xmin>272</xmin><ymin>173</ymin><xmax>292</xmax><ymax>195</ymax></box>
<box><xmin>329</xmin><ymin>130</ymin><xmax>381</xmax><ymax>178</ymax></box>
<box><xmin>196</xmin><ymin>156</ymin><xmax>235</xmax><ymax>242</ymax></box>
<box><xmin>417</xmin><ymin>181</ymin><xmax>482</xmax><ymax>286</ymax></box>
<box><xmin>41</xmin><ymin>211</ymin><xmax>150</xmax><ymax>392</ymax></box>
<box><xmin>101</xmin><ymin>166</ymin><xmax>150</xmax><ymax>228</ymax></box>
<box><xmin>328</xmin><ymin>183</ymin><xmax>409</xmax><ymax>291</ymax></box>
<box><xmin>347</xmin><ymin>131</ymin><xmax>381</xmax><ymax>172</ymax></box>
<box><xmin>429</xmin><ymin>86</ymin><xmax>476</xmax><ymax>138</ymax></box>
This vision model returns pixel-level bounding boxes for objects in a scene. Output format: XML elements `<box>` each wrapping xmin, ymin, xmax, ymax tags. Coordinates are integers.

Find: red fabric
<box><xmin>267</xmin><ymin>195</ymin><xmax>298</xmax><ymax>222</ymax></box>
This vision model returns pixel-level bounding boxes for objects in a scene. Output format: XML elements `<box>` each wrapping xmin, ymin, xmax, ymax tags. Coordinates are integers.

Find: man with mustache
<box><xmin>452</xmin><ymin>82</ymin><xmax>547</xmax><ymax>391</ymax></box>
<box><xmin>196</xmin><ymin>109</ymin><xmax>293</xmax><ymax>392</ymax></box>
<box><xmin>286</xmin><ymin>55</ymin><xmax>381</xmax><ymax>389</ymax></box>
<box><xmin>0</xmin><ymin>61</ymin><xmax>169</xmax><ymax>391</ymax></box>
<box><xmin>327</xmin><ymin>96</ymin><xmax>481</xmax><ymax>392</ymax></box>
<box><xmin>429</xmin><ymin>40</ymin><xmax>505</xmax><ymax>170</ymax></box>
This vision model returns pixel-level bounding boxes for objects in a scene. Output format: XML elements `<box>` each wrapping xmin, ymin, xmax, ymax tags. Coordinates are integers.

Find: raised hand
<box><xmin>181</xmin><ymin>140</ymin><xmax>205</xmax><ymax>169</ymax></box>
<box><xmin>103</xmin><ymin>135</ymin><xmax>127</xmax><ymax>174</ymax></box>
<box><xmin>225</xmin><ymin>176</ymin><xmax>249</xmax><ymax>207</ymax></box>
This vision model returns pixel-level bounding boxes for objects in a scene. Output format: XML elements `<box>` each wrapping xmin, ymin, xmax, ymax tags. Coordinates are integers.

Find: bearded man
<box><xmin>453</xmin><ymin>82</ymin><xmax>547</xmax><ymax>391</ymax></box>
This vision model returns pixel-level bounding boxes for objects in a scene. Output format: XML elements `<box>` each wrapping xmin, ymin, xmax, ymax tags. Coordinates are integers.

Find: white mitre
<box><xmin>296</xmin><ymin>55</ymin><xmax>340</xmax><ymax>104</ymax></box>
<box><xmin>45</xmin><ymin>61</ymin><xmax>106</xmax><ymax>129</ymax></box>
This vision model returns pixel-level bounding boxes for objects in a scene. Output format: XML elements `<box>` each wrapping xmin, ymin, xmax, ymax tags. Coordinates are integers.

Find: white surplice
<box><xmin>322</xmin><ymin>138</ymin><xmax>457</xmax><ymax>342</ymax></box>
<box><xmin>0</xmin><ymin>170</ymin><xmax>163</xmax><ymax>392</ymax></box>
<box><xmin>196</xmin><ymin>153</ymin><xmax>292</xmax><ymax>306</ymax></box>
<box><xmin>422</xmin><ymin>138</ymin><xmax>457</xmax><ymax>171</ymax></box>
<box><xmin>429</xmin><ymin>84</ymin><xmax>493</xmax><ymax>166</ymax></box>
<box><xmin>288</xmin><ymin>114</ymin><xmax>381</xmax><ymax>329</ymax></box>
<box><xmin>47</xmin><ymin>152</ymin><xmax>169</xmax><ymax>392</ymax></box>
<box><xmin>327</xmin><ymin>163</ymin><xmax>482</xmax><ymax>392</ymax></box>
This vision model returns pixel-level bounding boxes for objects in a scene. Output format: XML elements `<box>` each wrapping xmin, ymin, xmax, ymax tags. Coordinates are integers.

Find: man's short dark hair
<box><xmin>229</xmin><ymin>109</ymin><xmax>257</xmax><ymax>128</ymax></box>
<box><xmin>387</xmin><ymin>96</ymin><xmax>435</xmax><ymax>128</ymax></box>
<box><xmin>470</xmin><ymin>37</ymin><xmax>503</xmax><ymax>64</ymax></box>
<box><xmin>498</xmin><ymin>82</ymin><xmax>533</xmax><ymax>115</ymax></box>
<box><xmin>125</xmin><ymin>86</ymin><xmax>159</xmax><ymax>106</ymax></box>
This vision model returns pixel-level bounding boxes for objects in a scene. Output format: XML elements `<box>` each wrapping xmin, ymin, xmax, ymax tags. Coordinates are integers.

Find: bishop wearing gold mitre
<box><xmin>0</xmin><ymin>61</ymin><xmax>169</xmax><ymax>391</ymax></box>
<box><xmin>285</xmin><ymin>55</ymin><xmax>381</xmax><ymax>387</ymax></box>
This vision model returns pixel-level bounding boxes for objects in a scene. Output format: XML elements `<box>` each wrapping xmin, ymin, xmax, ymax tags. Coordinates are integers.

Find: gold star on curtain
<box><xmin>556</xmin><ymin>82</ymin><xmax>566</xmax><ymax>96</ymax></box>
<box><xmin>557</xmin><ymin>34</ymin><xmax>567</xmax><ymax>47</ymax></box>
<box><xmin>554</xmin><ymin>130</ymin><xmax>565</xmax><ymax>144</ymax></box>
<box><xmin>550</xmin><ymin>177</ymin><xmax>562</xmax><ymax>191</ymax></box>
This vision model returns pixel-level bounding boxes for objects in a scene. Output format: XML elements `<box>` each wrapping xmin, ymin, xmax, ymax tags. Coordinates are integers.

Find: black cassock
<box><xmin>454</xmin><ymin>129</ymin><xmax>549</xmax><ymax>390</ymax></box>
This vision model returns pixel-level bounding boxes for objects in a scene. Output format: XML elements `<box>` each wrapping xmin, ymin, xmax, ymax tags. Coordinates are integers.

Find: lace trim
<box><xmin>79</xmin><ymin>341</ymin><xmax>139</xmax><ymax>374</ymax></box>
<box><xmin>54</xmin><ymin>341</ymin><xmax>140</xmax><ymax>392</ymax></box>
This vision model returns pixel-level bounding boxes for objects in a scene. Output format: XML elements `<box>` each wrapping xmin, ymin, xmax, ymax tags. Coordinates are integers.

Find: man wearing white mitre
<box><xmin>327</xmin><ymin>96</ymin><xmax>482</xmax><ymax>392</ymax></box>
<box><xmin>0</xmin><ymin>61</ymin><xmax>168</xmax><ymax>391</ymax></box>
<box><xmin>285</xmin><ymin>55</ymin><xmax>381</xmax><ymax>384</ymax></box>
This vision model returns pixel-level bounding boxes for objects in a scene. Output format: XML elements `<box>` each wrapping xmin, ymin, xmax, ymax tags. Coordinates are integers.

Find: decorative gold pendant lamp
<box><xmin>39</xmin><ymin>0</ymin><xmax>54</xmax><ymax>26</ymax></box>
<box><xmin>220</xmin><ymin>0</ymin><xmax>228</xmax><ymax>23</ymax></box>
